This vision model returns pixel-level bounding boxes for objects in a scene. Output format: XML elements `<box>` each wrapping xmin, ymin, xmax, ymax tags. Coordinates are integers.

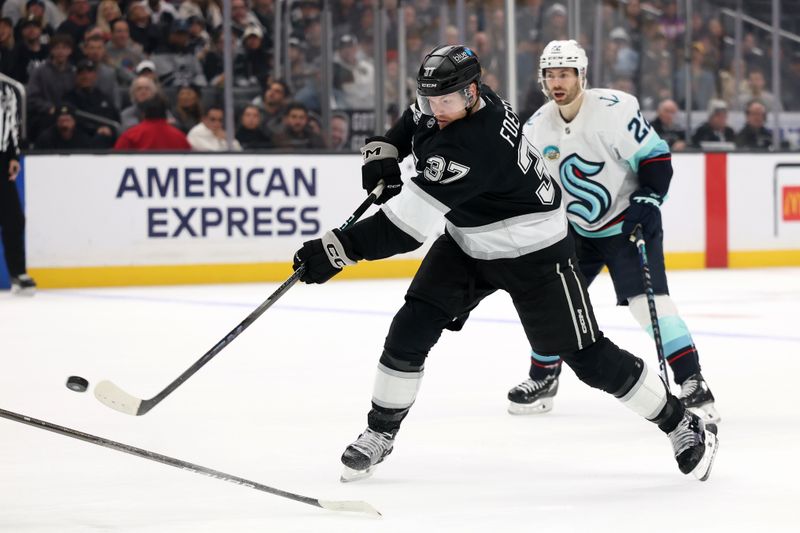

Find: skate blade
<box><xmin>10</xmin><ymin>286</ymin><xmax>36</xmax><ymax>297</ymax></box>
<box><xmin>691</xmin><ymin>427</ymin><xmax>719</xmax><ymax>482</ymax></box>
<box><xmin>340</xmin><ymin>465</ymin><xmax>377</xmax><ymax>483</ymax></box>
<box><xmin>508</xmin><ymin>397</ymin><xmax>553</xmax><ymax>415</ymax></box>
<box><xmin>687</xmin><ymin>403</ymin><xmax>721</xmax><ymax>425</ymax></box>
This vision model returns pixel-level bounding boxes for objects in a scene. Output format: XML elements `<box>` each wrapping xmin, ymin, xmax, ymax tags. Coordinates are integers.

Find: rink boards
<box><xmin>19</xmin><ymin>152</ymin><xmax>800</xmax><ymax>288</ymax></box>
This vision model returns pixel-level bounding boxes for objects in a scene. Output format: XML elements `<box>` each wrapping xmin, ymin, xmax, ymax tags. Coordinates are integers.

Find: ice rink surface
<box><xmin>1</xmin><ymin>268</ymin><xmax>798</xmax><ymax>532</ymax></box>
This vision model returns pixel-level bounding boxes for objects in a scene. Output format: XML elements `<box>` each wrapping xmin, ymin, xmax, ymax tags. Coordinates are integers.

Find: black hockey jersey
<box><xmin>345</xmin><ymin>87</ymin><xmax>569</xmax><ymax>261</ymax></box>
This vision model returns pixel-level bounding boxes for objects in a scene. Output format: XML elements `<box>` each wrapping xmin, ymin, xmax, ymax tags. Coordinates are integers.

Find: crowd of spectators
<box><xmin>0</xmin><ymin>0</ymin><xmax>798</xmax><ymax>152</ymax></box>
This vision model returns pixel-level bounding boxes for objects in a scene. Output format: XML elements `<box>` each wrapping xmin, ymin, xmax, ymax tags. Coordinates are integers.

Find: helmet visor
<box><xmin>416</xmin><ymin>86</ymin><xmax>472</xmax><ymax>116</ymax></box>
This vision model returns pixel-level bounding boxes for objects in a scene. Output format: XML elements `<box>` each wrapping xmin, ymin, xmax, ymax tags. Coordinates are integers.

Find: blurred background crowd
<box><xmin>1</xmin><ymin>0</ymin><xmax>798</xmax><ymax>153</ymax></box>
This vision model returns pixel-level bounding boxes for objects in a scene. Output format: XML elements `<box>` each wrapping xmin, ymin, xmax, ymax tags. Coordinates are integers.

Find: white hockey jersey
<box><xmin>522</xmin><ymin>88</ymin><xmax>670</xmax><ymax>238</ymax></box>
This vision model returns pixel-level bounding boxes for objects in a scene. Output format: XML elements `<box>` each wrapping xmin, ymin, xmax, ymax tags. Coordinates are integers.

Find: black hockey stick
<box><xmin>629</xmin><ymin>224</ymin><xmax>670</xmax><ymax>387</ymax></box>
<box><xmin>95</xmin><ymin>182</ymin><xmax>386</xmax><ymax>416</ymax></box>
<box><xmin>0</xmin><ymin>407</ymin><xmax>381</xmax><ymax>517</ymax></box>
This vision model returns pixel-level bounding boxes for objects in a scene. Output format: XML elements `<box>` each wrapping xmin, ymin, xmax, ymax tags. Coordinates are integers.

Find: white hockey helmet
<box><xmin>539</xmin><ymin>39</ymin><xmax>588</xmax><ymax>96</ymax></box>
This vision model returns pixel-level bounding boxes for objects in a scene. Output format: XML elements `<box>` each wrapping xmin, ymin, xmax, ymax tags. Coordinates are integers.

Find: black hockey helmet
<box><xmin>416</xmin><ymin>45</ymin><xmax>481</xmax><ymax>97</ymax></box>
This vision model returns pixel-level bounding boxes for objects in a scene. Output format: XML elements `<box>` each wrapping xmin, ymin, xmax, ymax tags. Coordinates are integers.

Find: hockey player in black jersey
<box><xmin>292</xmin><ymin>45</ymin><xmax>718</xmax><ymax>483</ymax></box>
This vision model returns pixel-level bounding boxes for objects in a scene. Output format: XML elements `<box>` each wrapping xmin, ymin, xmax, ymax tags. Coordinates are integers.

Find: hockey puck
<box><xmin>66</xmin><ymin>376</ymin><xmax>89</xmax><ymax>393</ymax></box>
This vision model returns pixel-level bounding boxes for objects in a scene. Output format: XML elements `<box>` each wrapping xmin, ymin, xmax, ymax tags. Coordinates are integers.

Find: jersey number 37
<box><xmin>518</xmin><ymin>136</ymin><xmax>556</xmax><ymax>205</ymax></box>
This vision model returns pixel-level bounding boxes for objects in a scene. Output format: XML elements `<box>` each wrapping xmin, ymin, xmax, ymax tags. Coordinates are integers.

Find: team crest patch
<box><xmin>427</xmin><ymin>117</ymin><xmax>436</xmax><ymax>128</ymax></box>
<box><xmin>543</xmin><ymin>145</ymin><xmax>561</xmax><ymax>160</ymax></box>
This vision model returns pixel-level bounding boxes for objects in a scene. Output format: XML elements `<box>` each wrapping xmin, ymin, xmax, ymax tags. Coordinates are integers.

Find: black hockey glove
<box><xmin>621</xmin><ymin>188</ymin><xmax>663</xmax><ymax>241</ymax></box>
<box><xmin>293</xmin><ymin>229</ymin><xmax>359</xmax><ymax>284</ymax></box>
<box><xmin>361</xmin><ymin>136</ymin><xmax>402</xmax><ymax>204</ymax></box>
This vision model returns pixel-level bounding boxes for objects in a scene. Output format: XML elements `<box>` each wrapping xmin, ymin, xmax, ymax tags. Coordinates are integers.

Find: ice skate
<box><xmin>507</xmin><ymin>375</ymin><xmax>558</xmax><ymax>415</ymax></box>
<box><xmin>340</xmin><ymin>428</ymin><xmax>395</xmax><ymax>483</ymax></box>
<box><xmin>10</xmin><ymin>274</ymin><xmax>36</xmax><ymax>296</ymax></box>
<box><xmin>679</xmin><ymin>373</ymin><xmax>720</xmax><ymax>425</ymax></box>
<box><xmin>668</xmin><ymin>410</ymin><xmax>719</xmax><ymax>481</ymax></box>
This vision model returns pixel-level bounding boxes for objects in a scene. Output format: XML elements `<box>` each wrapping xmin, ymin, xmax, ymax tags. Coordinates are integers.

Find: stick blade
<box><xmin>317</xmin><ymin>499</ymin><xmax>382</xmax><ymax>518</ymax></box>
<box><xmin>94</xmin><ymin>380</ymin><xmax>144</xmax><ymax>416</ymax></box>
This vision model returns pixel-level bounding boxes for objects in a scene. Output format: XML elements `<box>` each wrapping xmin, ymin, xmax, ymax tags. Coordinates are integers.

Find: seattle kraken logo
<box><xmin>559</xmin><ymin>154</ymin><xmax>609</xmax><ymax>223</ymax></box>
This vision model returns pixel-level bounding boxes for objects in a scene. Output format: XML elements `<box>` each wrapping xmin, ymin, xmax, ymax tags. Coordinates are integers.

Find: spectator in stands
<box><xmin>120</xmin><ymin>74</ymin><xmax>158</xmax><ymax>129</ymax></box>
<box><xmin>235</xmin><ymin>105</ymin><xmax>272</xmax><ymax>149</ymax></box>
<box><xmin>178</xmin><ymin>0</ymin><xmax>222</xmax><ymax>31</ymax></box>
<box><xmin>63</xmin><ymin>58</ymin><xmax>119</xmax><ymax>146</ymax></box>
<box><xmin>147</xmin><ymin>0</ymin><xmax>178</xmax><ymax>26</ymax></box>
<box><xmin>114</xmin><ymin>95</ymin><xmax>191</xmax><ymax>151</ymax></box>
<box><xmin>253</xmin><ymin>78</ymin><xmax>289</xmax><ymax>135</ymax></box>
<box><xmin>10</xmin><ymin>15</ymin><xmax>49</xmax><ymax>83</ymax></box>
<box><xmin>691</xmin><ymin>99</ymin><xmax>735</xmax><ymax>148</ymax></box>
<box><xmin>200</xmin><ymin>28</ymin><xmax>223</xmax><ymax>87</ymax></box>
<box><xmin>286</xmin><ymin>36</ymin><xmax>312</xmax><ymax>92</ymax></box>
<box><xmin>272</xmin><ymin>101</ymin><xmax>325</xmax><ymax>149</ymax></box>
<box><xmin>55</xmin><ymin>0</ymin><xmax>90</xmax><ymax>45</ymax></box>
<box><xmin>133</xmin><ymin>59</ymin><xmax>158</xmax><ymax>82</ymax></box>
<box><xmin>171</xmin><ymin>83</ymin><xmax>202</xmax><ymax>133</ymax></box>
<box><xmin>333</xmin><ymin>33</ymin><xmax>374</xmax><ymax>109</ymax></box>
<box><xmin>231</xmin><ymin>0</ymin><xmax>264</xmax><ymax>39</ymax></box>
<box><xmin>735</xmin><ymin>100</ymin><xmax>772</xmax><ymax>150</ymax></box>
<box><xmin>27</xmin><ymin>32</ymin><xmax>74</xmax><ymax>133</ymax></box>
<box><xmin>651</xmin><ymin>98</ymin><xmax>687</xmax><ymax>151</ymax></box>
<box><xmin>106</xmin><ymin>19</ymin><xmax>143</xmax><ymax>86</ymax></box>
<box><xmin>294</xmin><ymin>57</ymin><xmax>347</xmax><ymax>114</ymax></box>
<box><xmin>540</xmin><ymin>2</ymin><xmax>568</xmax><ymax>44</ymax></box>
<box><xmin>81</xmin><ymin>34</ymin><xmax>119</xmax><ymax>106</ymax></box>
<box><xmin>94</xmin><ymin>0</ymin><xmax>121</xmax><ymax>38</ymax></box>
<box><xmin>15</xmin><ymin>1</ymin><xmax>54</xmax><ymax>43</ymax></box>
<box><xmin>783</xmin><ymin>52</ymin><xmax>800</xmax><ymax>111</ymax></box>
<box><xmin>609</xmin><ymin>27</ymin><xmax>639</xmax><ymax>80</ymax></box>
<box><xmin>233</xmin><ymin>25</ymin><xmax>269</xmax><ymax>90</ymax></box>
<box><xmin>2</xmin><ymin>0</ymin><xmax>63</xmax><ymax>29</ymax></box>
<box><xmin>34</xmin><ymin>103</ymin><xmax>96</xmax><ymax>149</ymax></box>
<box><xmin>127</xmin><ymin>1</ymin><xmax>160</xmax><ymax>54</ymax></box>
<box><xmin>186</xmin><ymin>15</ymin><xmax>209</xmax><ymax>55</ymax></box>
<box><xmin>674</xmin><ymin>41</ymin><xmax>716</xmax><ymax>111</ymax></box>
<box><xmin>252</xmin><ymin>0</ymin><xmax>274</xmax><ymax>32</ymax></box>
<box><xmin>0</xmin><ymin>17</ymin><xmax>15</xmax><ymax>75</ymax></box>
<box><xmin>328</xmin><ymin>111</ymin><xmax>349</xmax><ymax>151</ymax></box>
<box><xmin>152</xmin><ymin>18</ymin><xmax>207</xmax><ymax>87</ymax></box>
<box><xmin>735</xmin><ymin>68</ymin><xmax>782</xmax><ymax>113</ymax></box>
<box><xmin>187</xmin><ymin>105</ymin><xmax>242</xmax><ymax>151</ymax></box>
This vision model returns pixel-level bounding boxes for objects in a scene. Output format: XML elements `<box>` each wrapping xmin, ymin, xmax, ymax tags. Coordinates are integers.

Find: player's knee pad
<box><xmin>560</xmin><ymin>336</ymin><xmax>644</xmax><ymax>396</ymax></box>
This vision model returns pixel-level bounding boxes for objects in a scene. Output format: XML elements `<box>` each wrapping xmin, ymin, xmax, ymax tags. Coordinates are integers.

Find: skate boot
<box><xmin>507</xmin><ymin>375</ymin><xmax>558</xmax><ymax>415</ymax></box>
<box><xmin>10</xmin><ymin>274</ymin><xmax>36</xmax><ymax>296</ymax></box>
<box><xmin>340</xmin><ymin>427</ymin><xmax>396</xmax><ymax>482</ymax></box>
<box><xmin>668</xmin><ymin>410</ymin><xmax>719</xmax><ymax>481</ymax></box>
<box><xmin>679</xmin><ymin>373</ymin><xmax>720</xmax><ymax>426</ymax></box>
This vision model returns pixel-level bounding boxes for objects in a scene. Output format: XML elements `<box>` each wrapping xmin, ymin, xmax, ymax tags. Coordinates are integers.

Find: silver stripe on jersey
<box><xmin>445</xmin><ymin>208</ymin><xmax>568</xmax><ymax>260</ymax></box>
<box><xmin>568</xmin><ymin>257</ymin><xmax>596</xmax><ymax>343</ymax></box>
<box><xmin>556</xmin><ymin>261</ymin><xmax>583</xmax><ymax>350</ymax></box>
<box><xmin>372</xmin><ymin>363</ymin><xmax>423</xmax><ymax>409</ymax></box>
<box><xmin>382</xmin><ymin>179</ymin><xmax>449</xmax><ymax>243</ymax></box>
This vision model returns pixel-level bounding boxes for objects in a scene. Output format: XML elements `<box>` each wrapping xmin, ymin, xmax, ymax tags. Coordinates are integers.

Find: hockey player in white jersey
<box><xmin>510</xmin><ymin>39</ymin><xmax>719</xmax><ymax>424</ymax></box>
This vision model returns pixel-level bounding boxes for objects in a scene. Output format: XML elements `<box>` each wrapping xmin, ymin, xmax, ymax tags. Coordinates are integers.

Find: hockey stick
<box><xmin>0</xmin><ymin>407</ymin><xmax>381</xmax><ymax>517</ymax></box>
<box><xmin>95</xmin><ymin>182</ymin><xmax>386</xmax><ymax>416</ymax></box>
<box><xmin>629</xmin><ymin>224</ymin><xmax>670</xmax><ymax>387</ymax></box>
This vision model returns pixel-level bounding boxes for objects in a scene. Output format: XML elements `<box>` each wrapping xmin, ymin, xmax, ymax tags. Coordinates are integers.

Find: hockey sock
<box><xmin>628</xmin><ymin>295</ymin><xmax>701</xmax><ymax>384</ymax></box>
<box><xmin>528</xmin><ymin>350</ymin><xmax>562</xmax><ymax>380</ymax></box>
